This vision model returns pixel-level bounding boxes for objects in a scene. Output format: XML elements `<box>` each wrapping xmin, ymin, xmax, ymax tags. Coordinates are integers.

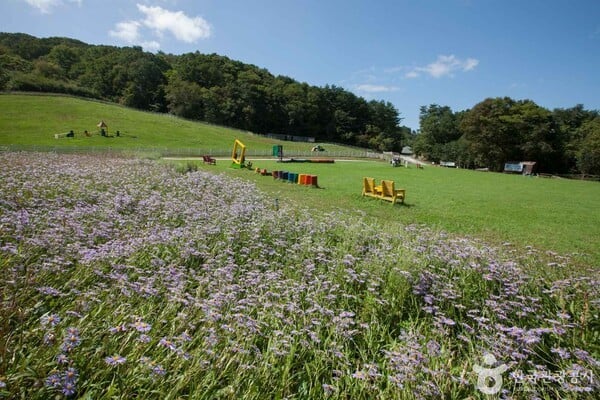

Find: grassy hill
<box><xmin>0</xmin><ymin>93</ymin><xmax>359</xmax><ymax>156</ymax></box>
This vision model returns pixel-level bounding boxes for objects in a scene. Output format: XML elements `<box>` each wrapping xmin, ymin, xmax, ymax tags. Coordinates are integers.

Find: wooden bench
<box><xmin>362</xmin><ymin>177</ymin><xmax>405</xmax><ymax>205</ymax></box>
<box><xmin>380</xmin><ymin>180</ymin><xmax>405</xmax><ymax>205</ymax></box>
<box><xmin>55</xmin><ymin>131</ymin><xmax>74</xmax><ymax>139</ymax></box>
<box><xmin>202</xmin><ymin>155</ymin><xmax>216</xmax><ymax>165</ymax></box>
<box><xmin>362</xmin><ymin>177</ymin><xmax>382</xmax><ymax>198</ymax></box>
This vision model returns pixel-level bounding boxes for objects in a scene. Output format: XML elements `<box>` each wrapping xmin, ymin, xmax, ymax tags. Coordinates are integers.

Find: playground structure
<box><xmin>231</xmin><ymin>139</ymin><xmax>247</xmax><ymax>168</ymax></box>
<box><xmin>232</xmin><ymin>139</ymin><xmax>321</xmax><ymax>188</ymax></box>
<box><xmin>271</xmin><ymin>171</ymin><xmax>319</xmax><ymax>187</ymax></box>
<box><xmin>272</xmin><ymin>144</ymin><xmax>334</xmax><ymax>163</ymax></box>
<box><xmin>272</xmin><ymin>145</ymin><xmax>283</xmax><ymax>162</ymax></box>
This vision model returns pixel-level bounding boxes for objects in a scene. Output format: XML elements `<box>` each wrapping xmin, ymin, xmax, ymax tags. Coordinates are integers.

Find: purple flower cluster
<box><xmin>45</xmin><ymin>367</ymin><xmax>78</xmax><ymax>396</ymax></box>
<box><xmin>1</xmin><ymin>152</ymin><xmax>597</xmax><ymax>398</ymax></box>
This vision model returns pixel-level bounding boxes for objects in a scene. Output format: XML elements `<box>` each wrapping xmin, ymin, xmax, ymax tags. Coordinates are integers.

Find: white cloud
<box><xmin>137</xmin><ymin>4</ymin><xmax>211</xmax><ymax>43</ymax></box>
<box><xmin>109</xmin><ymin>21</ymin><xmax>142</xmax><ymax>43</ymax></box>
<box><xmin>405</xmin><ymin>55</ymin><xmax>479</xmax><ymax>79</ymax></box>
<box><xmin>140</xmin><ymin>40</ymin><xmax>161</xmax><ymax>52</ymax></box>
<box><xmin>355</xmin><ymin>84</ymin><xmax>399</xmax><ymax>93</ymax></box>
<box><xmin>108</xmin><ymin>22</ymin><xmax>161</xmax><ymax>52</ymax></box>
<box><xmin>109</xmin><ymin>4</ymin><xmax>212</xmax><ymax>52</ymax></box>
<box><xmin>24</xmin><ymin>0</ymin><xmax>81</xmax><ymax>13</ymax></box>
<box><xmin>463</xmin><ymin>58</ymin><xmax>479</xmax><ymax>71</ymax></box>
<box><xmin>24</xmin><ymin>0</ymin><xmax>61</xmax><ymax>13</ymax></box>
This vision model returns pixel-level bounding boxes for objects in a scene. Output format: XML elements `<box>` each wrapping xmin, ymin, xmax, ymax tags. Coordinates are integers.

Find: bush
<box><xmin>7</xmin><ymin>71</ymin><xmax>97</xmax><ymax>98</ymax></box>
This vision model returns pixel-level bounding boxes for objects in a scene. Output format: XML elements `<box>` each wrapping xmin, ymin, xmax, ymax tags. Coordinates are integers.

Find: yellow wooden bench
<box><xmin>380</xmin><ymin>180</ymin><xmax>405</xmax><ymax>205</ymax></box>
<box><xmin>362</xmin><ymin>177</ymin><xmax>382</xmax><ymax>198</ymax></box>
<box><xmin>362</xmin><ymin>177</ymin><xmax>405</xmax><ymax>205</ymax></box>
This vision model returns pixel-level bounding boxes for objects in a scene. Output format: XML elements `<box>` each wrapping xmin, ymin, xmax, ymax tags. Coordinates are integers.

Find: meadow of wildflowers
<box><xmin>0</xmin><ymin>152</ymin><xmax>598</xmax><ymax>399</ymax></box>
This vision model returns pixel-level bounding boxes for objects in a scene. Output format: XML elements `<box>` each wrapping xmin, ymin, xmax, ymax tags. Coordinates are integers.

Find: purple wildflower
<box><xmin>105</xmin><ymin>355</ymin><xmax>127</xmax><ymax>366</ymax></box>
<box><xmin>37</xmin><ymin>286</ymin><xmax>62</xmax><ymax>296</ymax></box>
<box><xmin>426</xmin><ymin>339</ymin><xmax>441</xmax><ymax>356</ymax></box>
<box><xmin>138</xmin><ymin>334</ymin><xmax>151</xmax><ymax>343</ymax></box>
<box><xmin>45</xmin><ymin>372</ymin><xmax>62</xmax><ymax>388</ymax></box>
<box><xmin>551</xmin><ymin>347</ymin><xmax>571</xmax><ymax>360</ymax></box>
<box><xmin>62</xmin><ymin>367</ymin><xmax>78</xmax><ymax>383</ymax></box>
<box><xmin>61</xmin><ymin>327</ymin><xmax>81</xmax><ymax>352</ymax></box>
<box><xmin>43</xmin><ymin>332</ymin><xmax>56</xmax><ymax>345</ymax></box>
<box><xmin>131</xmin><ymin>321</ymin><xmax>151</xmax><ymax>333</ymax></box>
<box><xmin>56</xmin><ymin>354</ymin><xmax>69</xmax><ymax>364</ymax></box>
<box><xmin>322</xmin><ymin>383</ymin><xmax>336</xmax><ymax>396</ymax></box>
<box><xmin>152</xmin><ymin>364</ymin><xmax>166</xmax><ymax>376</ymax></box>
<box><xmin>159</xmin><ymin>337</ymin><xmax>177</xmax><ymax>351</ymax></box>
<box><xmin>61</xmin><ymin>380</ymin><xmax>76</xmax><ymax>396</ymax></box>
<box><xmin>109</xmin><ymin>325</ymin><xmax>128</xmax><ymax>334</ymax></box>
<box><xmin>40</xmin><ymin>313</ymin><xmax>61</xmax><ymax>327</ymax></box>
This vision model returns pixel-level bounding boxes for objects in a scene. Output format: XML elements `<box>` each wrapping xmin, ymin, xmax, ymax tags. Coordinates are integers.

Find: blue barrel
<box><xmin>281</xmin><ymin>171</ymin><xmax>288</xmax><ymax>180</ymax></box>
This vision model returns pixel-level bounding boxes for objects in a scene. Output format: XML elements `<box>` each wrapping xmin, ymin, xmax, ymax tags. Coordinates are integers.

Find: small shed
<box><xmin>504</xmin><ymin>161</ymin><xmax>536</xmax><ymax>175</ymax></box>
<box><xmin>521</xmin><ymin>161</ymin><xmax>536</xmax><ymax>175</ymax></box>
<box><xmin>440</xmin><ymin>161</ymin><xmax>456</xmax><ymax>168</ymax></box>
<box><xmin>401</xmin><ymin>146</ymin><xmax>413</xmax><ymax>155</ymax></box>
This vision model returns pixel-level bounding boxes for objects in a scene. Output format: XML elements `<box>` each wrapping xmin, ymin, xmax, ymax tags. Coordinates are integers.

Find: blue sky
<box><xmin>2</xmin><ymin>0</ymin><xmax>599</xmax><ymax>130</ymax></box>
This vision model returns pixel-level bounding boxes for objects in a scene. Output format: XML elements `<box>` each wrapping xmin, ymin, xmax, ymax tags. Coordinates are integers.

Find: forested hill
<box><xmin>0</xmin><ymin>32</ymin><xmax>410</xmax><ymax>152</ymax></box>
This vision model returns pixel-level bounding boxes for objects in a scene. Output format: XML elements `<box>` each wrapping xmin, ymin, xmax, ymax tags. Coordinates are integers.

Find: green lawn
<box><xmin>202</xmin><ymin>158</ymin><xmax>600</xmax><ymax>265</ymax></box>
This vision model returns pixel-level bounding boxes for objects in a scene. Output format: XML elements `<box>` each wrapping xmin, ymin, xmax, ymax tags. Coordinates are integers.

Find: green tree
<box><xmin>576</xmin><ymin>118</ymin><xmax>600</xmax><ymax>176</ymax></box>
<box><xmin>121</xmin><ymin>56</ymin><xmax>167</xmax><ymax>110</ymax></box>
<box><xmin>47</xmin><ymin>44</ymin><xmax>79</xmax><ymax>77</ymax></box>
<box><xmin>33</xmin><ymin>59</ymin><xmax>64</xmax><ymax>80</ymax></box>
<box><xmin>512</xmin><ymin>100</ymin><xmax>561</xmax><ymax>172</ymax></box>
<box><xmin>415</xmin><ymin>104</ymin><xmax>461</xmax><ymax>163</ymax></box>
<box><xmin>460</xmin><ymin>97</ymin><xmax>521</xmax><ymax>171</ymax></box>
<box><xmin>553</xmin><ymin>105</ymin><xmax>599</xmax><ymax>172</ymax></box>
<box><xmin>164</xmin><ymin>72</ymin><xmax>205</xmax><ymax>120</ymax></box>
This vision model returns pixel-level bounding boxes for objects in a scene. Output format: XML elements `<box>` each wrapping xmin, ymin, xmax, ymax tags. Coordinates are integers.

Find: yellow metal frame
<box><xmin>231</xmin><ymin>139</ymin><xmax>246</xmax><ymax>166</ymax></box>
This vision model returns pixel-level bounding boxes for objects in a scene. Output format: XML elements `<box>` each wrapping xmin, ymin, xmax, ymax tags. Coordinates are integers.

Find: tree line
<box><xmin>1</xmin><ymin>33</ymin><xmax>598</xmax><ymax>175</ymax></box>
<box><xmin>414</xmin><ymin>101</ymin><xmax>600</xmax><ymax>175</ymax></box>
<box><xmin>0</xmin><ymin>33</ymin><xmax>408</xmax><ymax>152</ymax></box>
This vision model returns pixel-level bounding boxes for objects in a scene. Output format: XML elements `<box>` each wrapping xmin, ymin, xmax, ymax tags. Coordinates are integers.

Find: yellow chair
<box><xmin>362</xmin><ymin>177</ymin><xmax>381</xmax><ymax>198</ymax></box>
<box><xmin>380</xmin><ymin>180</ymin><xmax>405</xmax><ymax>205</ymax></box>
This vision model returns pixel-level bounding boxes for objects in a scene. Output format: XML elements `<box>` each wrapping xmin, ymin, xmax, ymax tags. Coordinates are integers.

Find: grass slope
<box><xmin>0</xmin><ymin>93</ymin><xmax>351</xmax><ymax>154</ymax></box>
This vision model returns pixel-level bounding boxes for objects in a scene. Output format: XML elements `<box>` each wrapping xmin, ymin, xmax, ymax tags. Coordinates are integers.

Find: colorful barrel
<box><xmin>281</xmin><ymin>171</ymin><xmax>288</xmax><ymax>180</ymax></box>
<box><xmin>310</xmin><ymin>175</ymin><xmax>318</xmax><ymax>187</ymax></box>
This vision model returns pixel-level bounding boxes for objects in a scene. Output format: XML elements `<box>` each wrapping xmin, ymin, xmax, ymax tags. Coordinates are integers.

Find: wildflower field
<box><xmin>0</xmin><ymin>152</ymin><xmax>598</xmax><ymax>399</ymax></box>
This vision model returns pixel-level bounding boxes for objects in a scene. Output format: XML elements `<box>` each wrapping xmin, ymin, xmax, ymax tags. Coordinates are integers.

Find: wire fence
<box><xmin>0</xmin><ymin>144</ymin><xmax>381</xmax><ymax>159</ymax></box>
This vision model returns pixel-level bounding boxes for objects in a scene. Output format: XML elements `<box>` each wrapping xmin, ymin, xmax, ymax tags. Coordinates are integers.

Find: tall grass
<box><xmin>1</xmin><ymin>152</ymin><xmax>597</xmax><ymax>399</ymax></box>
